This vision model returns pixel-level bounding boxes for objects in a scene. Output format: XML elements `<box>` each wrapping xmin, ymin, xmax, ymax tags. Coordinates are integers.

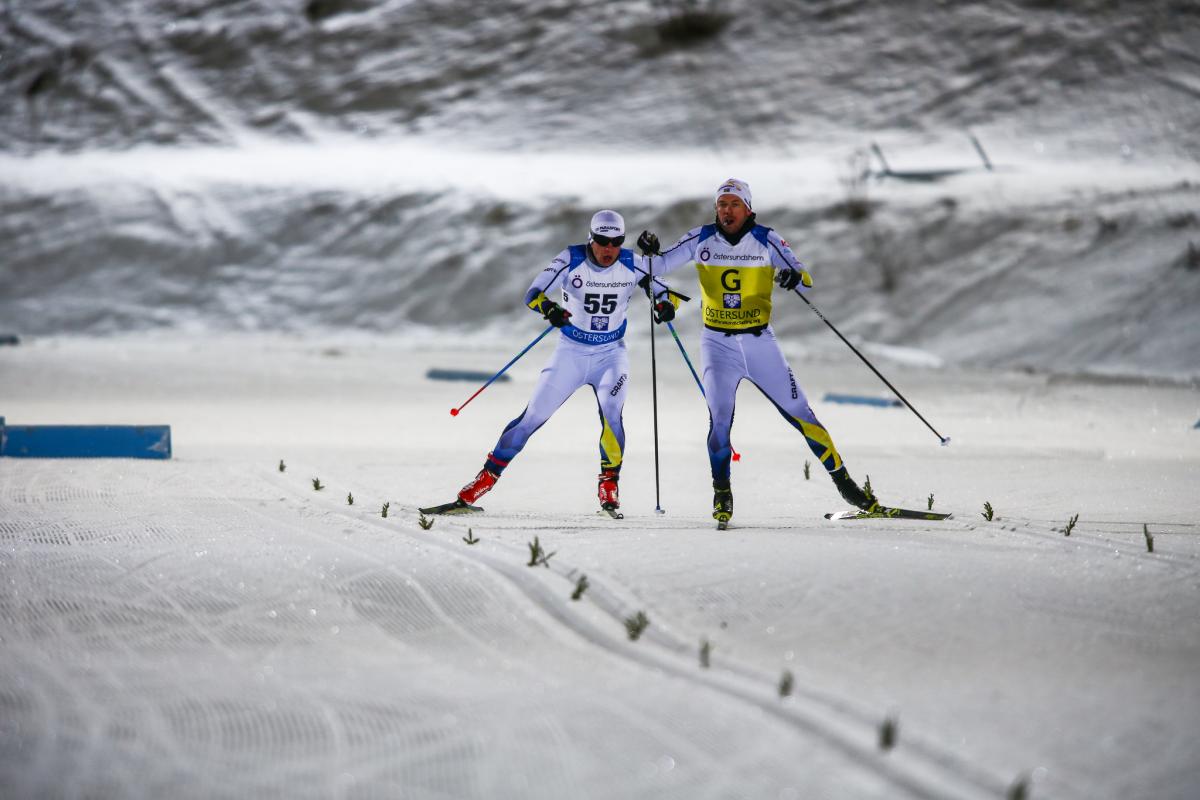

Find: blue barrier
<box><xmin>822</xmin><ymin>393</ymin><xmax>902</xmax><ymax>408</ymax></box>
<box><xmin>0</xmin><ymin>417</ymin><xmax>171</xmax><ymax>459</ymax></box>
<box><xmin>426</xmin><ymin>368</ymin><xmax>512</xmax><ymax>383</ymax></box>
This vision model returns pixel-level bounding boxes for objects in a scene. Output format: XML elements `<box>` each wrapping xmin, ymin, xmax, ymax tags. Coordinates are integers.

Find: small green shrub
<box><xmin>624</xmin><ymin>611</ymin><xmax>650</xmax><ymax>641</ymax></box>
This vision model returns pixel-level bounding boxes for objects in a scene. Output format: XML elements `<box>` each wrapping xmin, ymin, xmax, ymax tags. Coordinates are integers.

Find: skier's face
<box><xmin>589</xmin><ymin>239</ymin><xmax>621</xmax><ymax>267</ymax></box>
<box><xmin>716</xmin><ymin>195</ymin><xmax>751</xmax><ymax>234</ymax></box>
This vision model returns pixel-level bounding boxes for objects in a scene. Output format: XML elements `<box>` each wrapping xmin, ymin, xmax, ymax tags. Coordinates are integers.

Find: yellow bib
<box><xmin>696</xmin><ymin>264</ymin><xmax>775</xmax><ymax>331</ymax></box>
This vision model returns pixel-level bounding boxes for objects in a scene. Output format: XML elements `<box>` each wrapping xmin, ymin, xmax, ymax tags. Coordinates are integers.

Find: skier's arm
<box><xmin>636</xmin><ymin>228</ymin><xmax>697</xmax><ymax>311</ymax></box>
<box><xmin>524</xmin><ymin>249</ymin><xmax>573</xmax><ymax>327</ymax></box>
<box><xmin>767</xmin><ymin>229</ymin><xmax>813</xmax><ymax>292</ymax></box>
<box><xmin>633</xmin><ymin>253</ymin><xmax>676</xmax><ymax>323</ymax></box>
<box><xmin>651</xmin><ymin>228</ymin><xmax>701</xmax><ymax>277</ymax></box>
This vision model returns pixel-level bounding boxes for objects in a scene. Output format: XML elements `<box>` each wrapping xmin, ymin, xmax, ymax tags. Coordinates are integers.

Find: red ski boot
<box><xmin>419</xmin><ymin>466</ymin><xmax>497</xmax><ymax>516</ymax></box>
<box><xmin>459</xmin><ymin>467</ymin><xmax>498</xmax><ymax>505</ymax></box>
<box><xmin>598</xmin><ymin>468</ymin><xmax>622</xmax><ymax>519</ymax></box>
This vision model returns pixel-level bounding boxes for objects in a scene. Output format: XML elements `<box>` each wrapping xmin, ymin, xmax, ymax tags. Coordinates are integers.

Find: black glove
<box><xmin>776</xmin><ymin>266</ymin><xmax>813</xmax><ymax>291</ymax></box>
<box><xmin>637</xmin><ymin>230</ymin><xmax>661</xmax><ymax>256</ymax></box>
<box><xmin>543</xmin><ymin>303</ymin><xmax>572</xmax><ymax>328</ymax></box>
<box><xmin>653</xmin><ymin>300</ymin><xmax>675</xmax><ymax>324</ymax></box>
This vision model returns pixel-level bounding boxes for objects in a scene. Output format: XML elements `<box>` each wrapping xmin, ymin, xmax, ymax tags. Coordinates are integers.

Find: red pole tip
<box><xmin>450</xmin><ymin>408</ymin><xmax>459</xmax><ymax>416</ymax></box>
<box><xmin>732</xmin><ymin>451</ymin><xmax>741</xmax><ymax>461</ymax></box>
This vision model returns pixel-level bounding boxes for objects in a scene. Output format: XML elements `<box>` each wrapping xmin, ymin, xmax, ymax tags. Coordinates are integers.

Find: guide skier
<box><xmin>637</xmin><ymin>179</ymin><xmax>879</xmax><ymax>528</ymax></box>
<box><xmin>422</xmin><ymin>210</ymin><xmax>669</xmax><ymax>518</ymax></box>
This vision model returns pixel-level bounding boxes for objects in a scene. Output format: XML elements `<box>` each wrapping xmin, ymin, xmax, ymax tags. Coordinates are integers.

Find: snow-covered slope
<box><xmin>3</xmin><ymin>141</ymin><xmax>1198</xmax><ymax>378</ymax></box>
<box><xmin>2</xmin><ymin>0</ymin><xmax>1199</xmax><ymax>379</ymax></box>
<box><xmin>5</xmin><ymin>0</ymin><xmax>1199</xmax><ymax>157</ymax></box>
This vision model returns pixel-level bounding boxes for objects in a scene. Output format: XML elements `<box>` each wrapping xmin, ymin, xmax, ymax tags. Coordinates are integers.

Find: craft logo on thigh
<box><xmin>788</xmin><ymin>369</ymin><xmax>798</xmax><ymax>399</ymax></box>
<box><xmin>723</xmin><ymin>293</ymin><xmax>741</xmax><ymax>309</ymax></box>
<box><xmin>610</xmin><ymin>373</ymin><xmax>627</xmax><ymax>396</ymax></box>
<box><xmin>591</xmin><ymin>316</ymin><xmax>610</xmax><ymax>331</ymax></box>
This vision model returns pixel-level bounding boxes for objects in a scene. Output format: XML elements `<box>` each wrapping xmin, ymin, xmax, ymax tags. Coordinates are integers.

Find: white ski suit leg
<box><xmin>700</xmin><ymin>331</ymin><xmax>745</xmax><ymax>483</ymax></box>
<box><xmin>701</xmin><ymin>326</ymin><xmax>844</xmax><ymax>483</ymax></box>
<box><xmin>587</xmin><ymin>343</ymin><xmax>629</xmax><ymax>471</ymax></box>
<box><xmin>487</xmin><ymin>339</ymin><xmax>627</xmax><ymax>474</ymax></box>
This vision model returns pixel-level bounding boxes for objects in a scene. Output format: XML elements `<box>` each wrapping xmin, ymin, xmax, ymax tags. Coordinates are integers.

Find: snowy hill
<box><xmin>6</xmin><ymin>0</ymin><xmax>1199</xmax><ymax>157</ymax></box>
<box><xmin>2</xmin><ymin>0</ymin><xmax>1199</xmax><ymax>380</ymax></box>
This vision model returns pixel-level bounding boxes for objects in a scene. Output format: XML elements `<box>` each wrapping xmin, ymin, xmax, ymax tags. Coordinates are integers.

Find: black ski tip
<box><xmin>420</xmin><ymin>499</ymin><xmax>483</xmax><ymax>516</ymax></box>
<box><xmin>599</xmin><ymin>504</ymin><xmax>624</xmax><ymax>520</ymax></box>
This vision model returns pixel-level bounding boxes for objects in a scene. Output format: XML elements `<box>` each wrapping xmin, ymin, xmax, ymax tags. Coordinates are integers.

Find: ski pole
<box><xmin>664</xmin><ymin>322</ymin><xmax>741</xmax><ymax>462</ymax></box>
<box><xmin>792</xmin><ymin>288</ymin><xmax>950</xmax><ymax>445</ymax></box>
<box><xmin>648</xmin><ymin>283</ymin><xmax>665</xmax><ymax>514</ymax></box>
<box><xmin>638</xmin><ymin>240</ymin><xmax>696</xmax><ymax>513</ymax></box>
<box><xmin>450</xmin><ymin>326</ymin><xmax>555</xmax><ymax>416</ymax></box>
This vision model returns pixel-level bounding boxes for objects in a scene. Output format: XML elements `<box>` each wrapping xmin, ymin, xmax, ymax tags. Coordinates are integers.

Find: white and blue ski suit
<box><xmin>482</xmin><ymin>244</ymin><xmax>646</xmax><ymax>477</ymax></box>
<box><xmin>647</xmin><ymin>221</ymin><xmax>845</xmax><ymax>483</ymax></box>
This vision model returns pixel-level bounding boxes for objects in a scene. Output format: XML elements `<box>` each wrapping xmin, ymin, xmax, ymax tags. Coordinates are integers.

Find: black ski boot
<box><xmin>713</xmin><ymin>479</ymin><xmax>733</xmax><ymax>530</ymax></box>
<box><xmin>830</xmin><ymin>467</ymin><xmax>878</xmax><ymax>511</ymax></box>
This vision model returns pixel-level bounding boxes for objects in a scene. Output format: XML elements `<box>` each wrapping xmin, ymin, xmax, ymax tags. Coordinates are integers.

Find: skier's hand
<box><xmin>776</xmin><ymin>266</ymin><xmax>813</xmax><ymax>291</ymax></box>
<box><xmin>544</xmin><ymin>303</ymin><xmax>572</xmax><ymax>328</ymax></box>
<box><xmin>653</xmin><ymin>300</ymin><xmax>675</xmax><ymax>324</ymax></box>
<box><xmin>637</xmin><ymin>230</ymin><xmax>661</xmax><ymax>256</ymax></box>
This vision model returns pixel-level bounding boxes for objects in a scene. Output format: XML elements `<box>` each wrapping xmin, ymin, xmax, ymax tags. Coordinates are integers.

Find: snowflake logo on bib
<box><xmin>723</xmin><ymin>293</ymin><xmax>741</xmax><ymax>309</ymax></box>
<box><xmin>591</xmin><ymin>316</ymin><xmax>610</xmax><ymax>331</ymax></box>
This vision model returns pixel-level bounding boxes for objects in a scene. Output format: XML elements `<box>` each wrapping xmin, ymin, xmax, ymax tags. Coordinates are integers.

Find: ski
<box><xmin>715</xmin><ymin>514</ymin><xmax>731</xmax><ymax>531</ymax></box>
<box><xmin>598</xmin><ymin>504</ymin><xmax>624</xmax><ymax>520</ymax></box>
<box><xmin>419</xmin><ymin>499</ymin><xmax>484</xmax><ymax>516</ymax></box>
<box><xmin>825</xmin><ymin>506</ymin><xmax>953</xmax><ymax>521</ymax></box>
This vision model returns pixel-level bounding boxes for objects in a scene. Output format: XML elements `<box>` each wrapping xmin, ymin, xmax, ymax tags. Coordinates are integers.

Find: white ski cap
<box><xmin>589</xmin><ymin>209</ymin><xmax>625</xmax><ymax>240</ymax></box>
<box><xmin>715</xmin><ymin>177</ymin><xmax>752</xmax><ymax>210</ymax></box>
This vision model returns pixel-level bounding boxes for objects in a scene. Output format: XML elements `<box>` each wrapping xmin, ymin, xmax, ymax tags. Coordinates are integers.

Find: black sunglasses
<box><xmin>591</xmin><ymin>233</ymin><xmax>625</xmax><ymax>247</ymax></box>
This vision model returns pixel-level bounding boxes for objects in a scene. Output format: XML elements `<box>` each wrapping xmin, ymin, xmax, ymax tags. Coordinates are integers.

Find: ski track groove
<box><xmin>963</xmin><ymin>515</ymin><xmax>1200</xmax><ymax>579</ymax></box>
<box><xmin>268</xmin><ymin>466</ymin><xmax>1014</xmax><ymax>800</ymax></box>
<box><xmin>219</xmin><ymin>475</ymin><xmax>766</xmax><ymax>796</ymax></box>
<box><xmin>0</xmin><ymin>468</ymin><xmax>404</xmax><ymax>796</ymax></box>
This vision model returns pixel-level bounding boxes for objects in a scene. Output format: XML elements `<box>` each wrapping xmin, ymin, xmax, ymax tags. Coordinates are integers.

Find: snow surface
<box><xmin>2</xmin><ymin>334</ymin><xmax>1198</xmax><ymax>799</ymax></box>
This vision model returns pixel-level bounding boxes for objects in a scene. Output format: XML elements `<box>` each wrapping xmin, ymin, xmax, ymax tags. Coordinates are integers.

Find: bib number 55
<box><xmin>583</xmin><ymin>293</ymin><xmax>617</xmax><ymax>314</ymax></box>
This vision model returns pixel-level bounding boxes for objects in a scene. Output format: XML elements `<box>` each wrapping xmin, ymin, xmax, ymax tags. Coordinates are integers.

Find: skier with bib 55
<box><xmin>637</xmin><ymin>179</ymin><xmax>878</xmax><ymax>529</ymax></box>
<box><xmin>422</xmin><ymin>210</ymin><xmax>673</xmax><ymax>518</ymax></box>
